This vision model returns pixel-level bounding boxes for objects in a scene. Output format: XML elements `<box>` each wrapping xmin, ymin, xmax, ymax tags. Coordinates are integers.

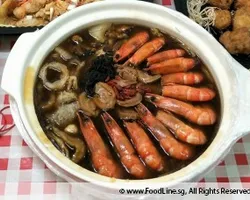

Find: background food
<box><xmin>214</xmin><ymin>10</ymin><xmax>231</xmax><ymax>30</ymax></box>
<box><xmin>34</xmin><ymin>23</ymin><xmax>220</xmax><ymax>179</ymax></box>
<box><xmin>219</xmin><ymin>27</ymin><xmax>250</xmax><ymax>54</ymax></box>
<box><xmin>233</xmin><ymin>6</ymin><xmax>250</xmax><ymax>30</ymax></box>
<box><xmin>188</xmin><ymin>0</ymin><xmax>250</xmax><ymax>55</ymax></box>
<box><xmin>208</xmin><ymin>0</ymin><xmax>233</xmax><ymax>9</ymax></box>
<box><xmin>0</xmin><ymin>0</ymin><xmax>98</xmax><ymax>27</ymax></box>
<box><xmin>235</xmin><ymin>0</ymin><xmax>250</xmax><ymax>9</ymax></box>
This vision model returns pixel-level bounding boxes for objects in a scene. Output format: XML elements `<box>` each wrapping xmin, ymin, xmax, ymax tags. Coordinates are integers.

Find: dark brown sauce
<box><xmin>46</xmin><ymin>68</ymin><xmax>61</xmax><ymax>83</ymax></box>
<box><xmin>34</xmin><ymin>24</ymin><xmax>221</xmax><ymax>180</ymax></box>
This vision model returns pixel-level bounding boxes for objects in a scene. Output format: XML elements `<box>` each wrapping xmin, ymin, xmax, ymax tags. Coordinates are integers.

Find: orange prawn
<box><xmin>135</xmin><ymin>103</ymin><xmax>195</xmax><ymax>160</ymax></box>
<box><xmin>126</xmin><ymin>37</ymin><xmax>166</xmax><ymax>66</ymax></box>
<box><xmin>114</xmin><ymin>31</ymin><xmax>150</xmax><ymax>63</ymax></box>
<box><xmin>145</xmin><ymin>93</ymin><xmax>217</xmax><ymax>125</ymax></box>
<box><xmin>161</xmin><ymin>72</ymin><xmax>204</xmax><ymax>86</ymax></box>
<box><xmin>77</xmin><ymin>112</ymin><xmax>124</xmax><ymax>178</ymax></box>
<box><xmin>124</xmin><ymin>121</ymin><xmax>165</xmax><ymax>172</ymax></box>
<box><xmin>162</xmin><ymin>85</ymin><xmax>216</xmax><ymax>101</ymax></box>
<box><xmin>147</xmin><ymin>49</ymin><xmax>186</xmax><ymax>66</ymax></box>
<box><xmin>146</xmin><ymin>57</ymin><xmax>195</xmax><ymax>75</ymax></box>
<box><xmin>101</xmin><ymin>112</ymin><xmax>148</xmax><ymax>179</ymax></box>
<box><xmin>156</xmin><ymin>110</ymin><xmax>207</xmax><ymax>145</ymax></box>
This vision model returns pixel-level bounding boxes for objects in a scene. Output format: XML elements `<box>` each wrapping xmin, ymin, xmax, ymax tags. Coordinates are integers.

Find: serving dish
<box><xmin>1</xmin><ymin>0</ymin><xmax>250</xmax><ymax>197</ymax></box>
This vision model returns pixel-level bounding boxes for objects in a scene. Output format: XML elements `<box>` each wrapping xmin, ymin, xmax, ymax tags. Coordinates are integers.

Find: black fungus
<box><xmin>80</xmin><ymin>54</ymin><xmax>116</xmax><ymax>96</ymax></box>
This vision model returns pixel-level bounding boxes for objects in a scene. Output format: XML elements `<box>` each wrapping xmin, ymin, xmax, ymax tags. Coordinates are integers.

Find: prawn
<box><xmin>162</xmin><ymin>85</ymin><xmax>216</xmax><ymax>101</ymax></box>
<box><xmin>147</xmin><ymin>49</ymin><xmax>186</xmax><ymax>66</ymax></box>
<box><xmin>136</xmin><ymin>103</ymin><xmax>195</xmax><ymax>160</ymax></box>
<box><xmin>156</xmin><ymin>110</ymin><xmax>207</xmax><ymax>145</ymax></box>
<box><xmin>161</xmin><ymin>72</ymin><xmax>204</xmax><ymax>85</ymax></box>
<box><xmin>146</xmin><ymin>57</ymin><xmax>195</xmax><ymax>75</ymax></box>
<box><xmin>126</xmin><ymin>37</ymin><xmax>166</xmax><ymax>66</ymax></box>
<box><xmin>77</xmin><ymin>111</ymin><xmax>124</xmax><ymax>178</ymax></box>
<box><xmin>124</xmin><ymin>121</ymin><xmax>165</xmax><ymax>172</ymax></box>
<box><xmin>102</xmin><ymin>112</ymin><xmax>148</xmax><ymax>178</ymax></box>
<box><xmin>114</xmin><ymin>31</ymin><xmax>150</xmax><ymax>63</ymax></box>
<box><xmin>145</xmin><ymin>93</ymin><xmax>217</xmax><ymax>125</ymax></box>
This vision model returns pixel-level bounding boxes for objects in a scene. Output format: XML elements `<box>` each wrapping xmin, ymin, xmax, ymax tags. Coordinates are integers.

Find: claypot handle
<box><xmin>232</xmin><ymin>59</ymin><xmax>250</xmax><ymax>139</ymax></box>
<box><xmin>1</xmin><ymin>32</ymin><xmax>39</xmax><ymax>100</ymax></box>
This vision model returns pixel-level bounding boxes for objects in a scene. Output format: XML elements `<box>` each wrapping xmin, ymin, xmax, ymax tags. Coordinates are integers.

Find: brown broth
<box><xmin>34</xmin><ymin>24</ymin><xmax>221</xmax><ymax>179</ymax></box>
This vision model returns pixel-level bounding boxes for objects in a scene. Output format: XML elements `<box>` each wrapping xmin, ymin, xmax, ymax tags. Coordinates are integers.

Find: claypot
<box><xmin>2</xmin><ymin>0</ymin><xmax>250</xmax><ymax>198</ymax></box>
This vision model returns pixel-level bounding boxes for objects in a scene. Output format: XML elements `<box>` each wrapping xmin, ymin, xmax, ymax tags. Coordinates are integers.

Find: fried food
<box><xmin>235</xmin><ymin>0</ymin><xmax>250</xmax><ymax>9</ymax></box>
<box><xmin>188</xmin><ymin>0</ymin><xmax>250</xmax><ymax>55</ymax></box>
<box><xmin>0</xmin><ymin>0</ymin><xmax>18</xmax><ymax>24</ymax></box>
<box><xmin>214</xmin><ymin>10</ymin><xmax>232</xmax><ymax>30</ymax></box>
<box><xmin>219</xmin><ymin>27</ymin><xmax>250</xmax><ymax>54</ymax></box>
<box><xmin>16</xmin><ymin>17</ymin><xmax>45</xmax><ymax>27</ymax></box>
<box><xmin>0</xmin><ymin>0</ymin><xmax>97</xmax><ymax>27</ymax></box>
<box><xmin>207</xmin><ymin>0</ymin><xmax>233</xmax><ymax>9</ymax></box>
<box><xmin>233</xmin><ymin>7</ymin><xmax>250</xmax><ymax>30</ymax></box>
<box><xmin>35</xmin><ymin>0</ymin><xmax>69</xmax><ymax>21</ymax></box>
<box><xmin>13</xmin><ymin>0</ymin><xmax>48</xmax><ymax>19</ymax></box>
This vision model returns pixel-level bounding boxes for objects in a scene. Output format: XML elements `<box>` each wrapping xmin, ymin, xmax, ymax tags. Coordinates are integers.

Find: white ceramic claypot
<box><xmin>2</xmin><ymin>0</ymin><xmax>250</xmax><ymax>197</ymax></box>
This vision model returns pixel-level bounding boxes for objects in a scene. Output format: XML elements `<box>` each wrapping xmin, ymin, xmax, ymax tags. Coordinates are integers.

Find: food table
<box><xmin>0</xmin><ymin>0</ymin><xmax>250</xmax><ymax>199</ymax></box>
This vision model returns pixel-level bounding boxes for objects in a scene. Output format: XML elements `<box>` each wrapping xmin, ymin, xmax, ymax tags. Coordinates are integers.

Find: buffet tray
<box><xmin>0</xmin><ymin>0</ymin><xmax>153</xmax><ymax>35</ymax></box>
<box><xmin>174</xmin><ymin>0</ymin><xmax>250</xmax><ymax>69</ymax></box>
<box><xmin>0</xmin><ymin>26</ymin><xmax>43</xmax><ymax>35</ymax></box>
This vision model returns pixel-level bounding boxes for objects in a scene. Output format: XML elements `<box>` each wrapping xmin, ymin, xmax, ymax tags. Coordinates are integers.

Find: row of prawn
<box><xmin>113</xmin><ymin>29</ymin><xmax>217</xmax><ymax>126</ymax></box>
<box><xmin>112</xmin><ymin>29</ymin><xmax>218</xmax><ymax>125</ymax></box>
<box><xmin>76</xmin><ymin>92</ymin><xmax>214</xmax><ymax>179</ymax></box>
<box><xmin>113</xmin><ymin>30</ymin><xmax>217</xmax><ymax>103</ymax></box>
